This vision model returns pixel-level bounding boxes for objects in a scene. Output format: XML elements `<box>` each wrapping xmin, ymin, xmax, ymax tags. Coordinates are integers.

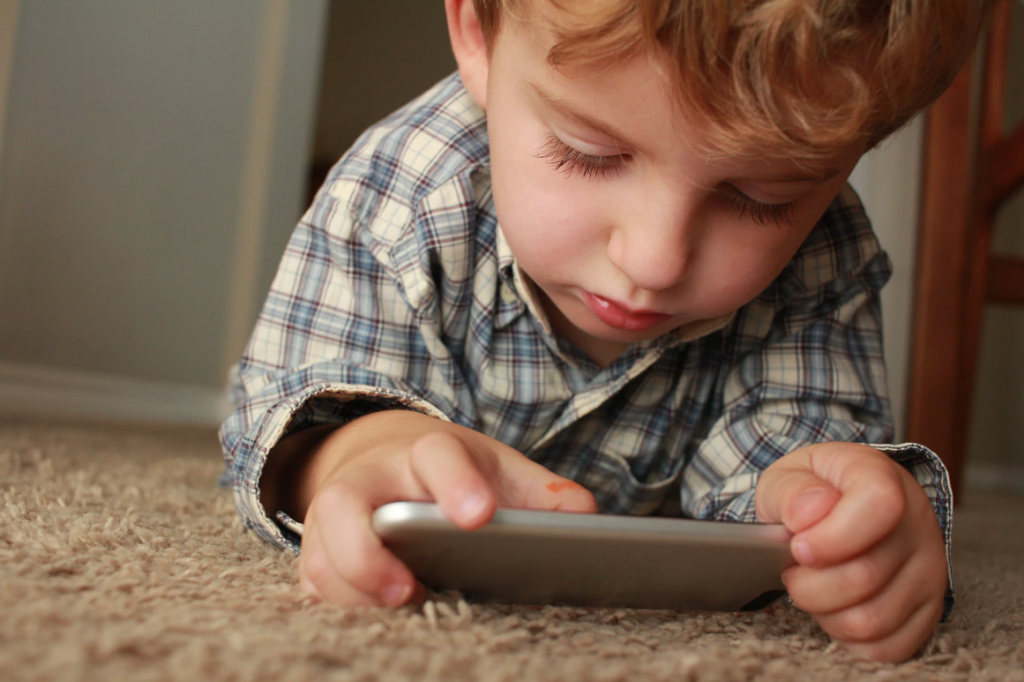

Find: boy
<box><xmin>220</xmin><ymin>0</ymin><xmax>991</xmax><ymax>663</ymax></box>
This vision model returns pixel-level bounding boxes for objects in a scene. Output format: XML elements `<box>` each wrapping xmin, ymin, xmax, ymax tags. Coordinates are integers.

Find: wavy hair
<box><xmin>473</xmin><ymin>0</ymin><xmax>993</xmax><ymax>161</ymax></box>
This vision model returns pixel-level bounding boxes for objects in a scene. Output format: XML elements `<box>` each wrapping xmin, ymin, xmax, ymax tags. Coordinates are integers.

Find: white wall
<box><xmin>0</xmin><ymin>0</ymin><xmax>327</xmax><ymax>424</ymax></box>
<box><xmin>0</xmin><ymin>0</ymin><xmax>1010</xmax><ymax>449</ymax></box>
<box><xmin>848</xmin><ymin>119</ymin><xmax>924</xmax><ymax>442</ymax></box>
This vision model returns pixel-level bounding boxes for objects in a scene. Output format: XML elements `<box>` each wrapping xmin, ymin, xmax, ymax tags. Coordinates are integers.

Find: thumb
<box><xmin>493</xmin><ymin>450</ymin><xmax>598</xmax><ymax>514</ymax></box>
<box><xmin>536</xmin><ymin>476</ymin><xmax>599</xmax><ymax>513</ymax></box>
<box><xmin>756</xmin><ymin>466</ymin><xmax>841</xmax><ymax>534</ymax></box>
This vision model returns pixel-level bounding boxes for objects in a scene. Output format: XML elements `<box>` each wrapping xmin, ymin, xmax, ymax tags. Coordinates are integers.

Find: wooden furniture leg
<box><xmin>906</xmin><ymin>0</ymin><xmax>1024</xmax><ymax>500</ymax></box>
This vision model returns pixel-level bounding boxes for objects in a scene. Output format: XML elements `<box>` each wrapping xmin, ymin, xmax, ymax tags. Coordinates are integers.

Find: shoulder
<box><xmin>313</xmin><ymin>73</ymin><xmax>490</xmax><ymax>251</ymax></box>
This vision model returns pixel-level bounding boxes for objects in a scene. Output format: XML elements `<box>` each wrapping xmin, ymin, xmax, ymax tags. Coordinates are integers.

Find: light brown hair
<box><xmin>473</xmin><ymin>0</ymin><xmax>993</xmax><ymax>162</ymax></box>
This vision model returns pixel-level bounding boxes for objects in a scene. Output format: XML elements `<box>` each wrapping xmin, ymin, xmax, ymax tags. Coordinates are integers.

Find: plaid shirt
<box><xmin>219</xmin><ymin>73</ymin><xmax>954</xmax><ymax>615</ymax></box>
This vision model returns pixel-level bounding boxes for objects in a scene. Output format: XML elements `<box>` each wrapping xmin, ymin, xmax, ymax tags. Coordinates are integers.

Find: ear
<box><xmin>445</xmin><ymin>0</ymin><xmax>489</xmax><ymax>110</ymax></box>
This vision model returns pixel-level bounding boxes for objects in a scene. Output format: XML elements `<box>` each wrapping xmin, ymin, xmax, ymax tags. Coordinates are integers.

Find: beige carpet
<box><xmin>2</xmin><ymin>419</ymin><xmax>1023</xmax><ymax>682</ymax></box>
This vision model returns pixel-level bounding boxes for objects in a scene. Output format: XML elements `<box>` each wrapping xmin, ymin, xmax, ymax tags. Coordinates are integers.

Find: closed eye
<box><xmin>719</xmin><ymin>185</ymin><xmax>797</xmax><ymax>226</ymax></box>
<box><xmin>534</xmin><ymin>133</ymin><xmax>626</xmax><ymax>180</ymax></box>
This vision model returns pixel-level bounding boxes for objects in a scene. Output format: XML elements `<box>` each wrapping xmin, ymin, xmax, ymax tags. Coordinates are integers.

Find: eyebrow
<box><xmin>527</xmin><ymin>80</ymin><xmax>641</xmax><ymax>152</ymax></box>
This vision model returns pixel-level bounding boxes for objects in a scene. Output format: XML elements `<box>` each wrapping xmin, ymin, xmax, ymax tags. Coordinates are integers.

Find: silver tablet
<box><xmin>373</xmin><ymin>502</ymin><xmax>794</xmax><ymax>612</ymax></box>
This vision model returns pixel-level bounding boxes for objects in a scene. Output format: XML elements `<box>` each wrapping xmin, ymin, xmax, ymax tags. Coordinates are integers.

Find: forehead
<box><xmin>496</xmin><ymin>0</ymin><xmax>867</xmax><ymax>168</ymax></box>
<box><xmin>493</xmin><ymin>14</ymin><xmax>856</xmax><ymax>178</ymax></box>
<box><xmin>495</xmin><ymin>15</ymin><xmax>681</xmax><ymax>133</ymax></box>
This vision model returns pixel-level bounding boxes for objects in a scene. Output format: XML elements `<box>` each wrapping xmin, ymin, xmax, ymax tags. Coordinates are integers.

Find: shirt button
<box><xmin>501</xmin><ymin>284</ymin><xmax>519</xmax><ymax>304</ymax></box>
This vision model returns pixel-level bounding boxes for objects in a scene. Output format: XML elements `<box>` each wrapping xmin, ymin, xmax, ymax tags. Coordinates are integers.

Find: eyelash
<box><xmin>534</xmin><ymin>134</ymin><xmax>625</xmax><ymax>179</ymax></box>
<box><xmin>534</xmin><ymin>133</ymin><xmax>797</xmax><ymax>226</ymax></box>
<box><xmin>721</xmin><ymin>189</ymin><xmax>797</xmax><ymax>227</ymax></box>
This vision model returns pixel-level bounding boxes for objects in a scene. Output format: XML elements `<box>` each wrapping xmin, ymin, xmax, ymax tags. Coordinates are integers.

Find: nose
<box><xmin>606</xmin><ymin>185</ymin><xmax>696</xmax><ymax>292</ymax></box>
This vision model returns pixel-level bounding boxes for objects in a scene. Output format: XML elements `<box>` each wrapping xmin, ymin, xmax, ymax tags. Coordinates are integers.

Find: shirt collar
<box><xmin>494</xmin><ymin>223</ymin><xmax>535</xmax><ymax>330</ymax></box>
<box><xmin>663</xmin><ymin>311</ymin><xmax>736</xmax><ymax>346</ymax></box>
<box><xmin>499</xmin><ymin>231</ymin><xmax>557</xmax><ymax>336</ymax></box>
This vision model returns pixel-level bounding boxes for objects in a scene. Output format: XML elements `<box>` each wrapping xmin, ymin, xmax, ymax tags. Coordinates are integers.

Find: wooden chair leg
<box><xmin>907</xmin><ymin>0</ymin><xmax>1017</xmax><ymax>500</ymax></box>
<box><xmin>905</xmin><ymin>60</ymin><xmax>977</xmax><ymax>498</ymax></box>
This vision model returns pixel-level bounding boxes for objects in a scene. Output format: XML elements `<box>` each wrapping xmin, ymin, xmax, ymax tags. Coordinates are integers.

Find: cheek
<box><xmin>487</xmin><ymin>91</ymin><xmax>615</xmax><ymax>266</ymax></box>
<box><xmin>703</xmin><ymin>185</ymin><xmax>834</xmax><ymax>298</ymax></box>
<box><xmin>498</xmin><ymin>193</ymin><xmax>593</xmax><ymax>279</ymax></box>
<box><xmin>491</xmin><ymin>145</ymin><xmax>607</xmax><ymax>270</ymax></box>
<box><xmin>705</xmin><ymin>197</ymin><xmax>840</xmax><ymax>305</ymax></box>
<box><xmin>696</xmin><ymin>225</ymin><xmax>812</xmax><ymax>311</ymax></box>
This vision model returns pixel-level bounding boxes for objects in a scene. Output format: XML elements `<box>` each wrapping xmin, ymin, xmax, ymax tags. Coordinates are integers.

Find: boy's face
<box><xmin>480</xmin><ymin>15</ymin><xmax>864</xmax><ymax>365</ymax></box>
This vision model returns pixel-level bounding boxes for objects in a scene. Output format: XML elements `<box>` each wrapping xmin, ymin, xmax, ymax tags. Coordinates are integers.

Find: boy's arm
<box><xmin>224</xmin><ymin>176</ymin><xmax>601</xmax><ymax>604</ymax></box>
<box><xmin>219</xmin><ymin>180</ymin><xmax>473</xmax><ymax>552</ymax></box>
<box><xmin>257</xmin><ymin>422</ymin><xmax>341</xmax><ymax>528</ymax></box>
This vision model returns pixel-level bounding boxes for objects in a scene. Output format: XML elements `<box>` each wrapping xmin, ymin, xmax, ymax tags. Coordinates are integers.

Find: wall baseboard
<box><xmin>2</xmin><ymin>360</ymin><xmax>1020</xmax><ymax>485</ymax></box>
<box><xmin>0</xmin><ymin>361</ymin><xmax>231</xmax><ymax>427</ymax></box>
<box><xmin>964</xmin><ymin>462</ymin><xmax>1024</xmax><ymax>497</ymax></box>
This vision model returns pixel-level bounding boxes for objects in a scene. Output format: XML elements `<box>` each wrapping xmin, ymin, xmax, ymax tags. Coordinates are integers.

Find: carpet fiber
<box><xmin>2</xmin><ymin>419</ymin><xmax>1023</xmax><ymax>681</ymax></box>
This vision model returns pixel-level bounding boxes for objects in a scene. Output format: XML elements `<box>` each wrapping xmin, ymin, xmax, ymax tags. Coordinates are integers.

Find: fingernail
<box><xmin>382</xmin><ymin>583</ymin><xmax>411</xmax><ymax>606</ymax></box>
<box><xmin>460</xmin><ymin>493</ymin><xmax>488</xmax><ymax>520</ymax></box>
<box><xmin>792</xmin><ymin>539</ymin><xmax>816</xmax><ymax>565</ymax></box>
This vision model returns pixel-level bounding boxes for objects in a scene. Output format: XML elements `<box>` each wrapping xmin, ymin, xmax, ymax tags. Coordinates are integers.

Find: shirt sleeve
<box><xmin>218</xmin><ymin>184</ymin><xmax>469</xmax><ymax>553</ymax></box>
<box><xmin>678</xmin><ymin>196</ymin><xmax>956</xmax><ymax>619</ymax></box>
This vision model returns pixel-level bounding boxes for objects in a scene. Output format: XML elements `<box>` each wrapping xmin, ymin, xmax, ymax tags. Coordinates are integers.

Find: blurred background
<box><xmin>0</xmin><ymin>0</ymin><xmax>1021</xmax><ymax>495</ymax></box>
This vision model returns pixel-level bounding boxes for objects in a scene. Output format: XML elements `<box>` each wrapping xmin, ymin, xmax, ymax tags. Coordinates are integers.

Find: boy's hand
<box><xmin>754</xmin><ymin>443</ymin><xmax>947</xmax><ymax>663</ymax></box>
<box><xmin>287</xmin><ymin>411</ymin><xmax>598</xmax><ymax>608</ymax></box>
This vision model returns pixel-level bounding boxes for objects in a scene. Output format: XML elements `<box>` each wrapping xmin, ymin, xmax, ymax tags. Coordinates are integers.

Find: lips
<box><xmin>581</xmin><ymin>291</ymin><xmax>671</xmax><ymax>332</ymax></box>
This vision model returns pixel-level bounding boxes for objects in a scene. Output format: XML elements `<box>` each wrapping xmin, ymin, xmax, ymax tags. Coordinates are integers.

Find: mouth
<box><xmin>580</xmin><ymin>291</ymin><xmax>672</xmax><ymax>332</ymax></box>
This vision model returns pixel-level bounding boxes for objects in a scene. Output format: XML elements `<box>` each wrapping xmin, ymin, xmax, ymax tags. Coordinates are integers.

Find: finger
<box><xmin>408</xmin><ymin>431</ymin><xmax>598</xmax><ymax>522</ymax></box>
<box><xmin>303</xmin><ymin>481</ymin><xmax>420</xmax><ymax>606</ymax></box>
<box><xmin>508</xmin><ymin>468</ymin><xmax>599</xmax><ymax>513</ymax></box>
<box><xmin>782</xmin><ymin>529</ymin><xmax>912</xmax><ymax>614</ymax></box>
<box><xmin>812</xmin><ymin>546</ymin><xmax>945</xmax><ymax>646</ymax></box>
<box><xmin>408</xmin><ymin>581</ymin><xmax>428</xmax><ymax>606</ymax></box>
<box><xmin>779</xmin><ymin>445</ymin><xmax>906</xmax><ymax>567</ymax></box>
<box><xmin>481</xmin><ymin>446</ymin><xmax>598</xmax><ymax>513</ymax></box>
<box><xmin>297</xmin><ymin>561</ymin><xmax>324</xmax><ymax>601</ymax></box>
<box><xmin>299</xmin><ymin>520</ymin><xmax>378</xmax><ymax>607</ymax></box>
<box><xmin>837</xmin><ymin>599</ymin><xmax>944</xmax><ymax>663</ymax></box>
<box><xmin>755</xmin><ymin>467</ymin><xmax>841</xmax><ymax>533</ymax></box>
<box><xmin>408</xmin><ymin>431</ymin><xmax>499</xmax><ymax>529</ymax></box>
<box><xmin>298</xmin><ymin>533</ymin><xmax>383</xmax><ymax>607</ymax></box>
